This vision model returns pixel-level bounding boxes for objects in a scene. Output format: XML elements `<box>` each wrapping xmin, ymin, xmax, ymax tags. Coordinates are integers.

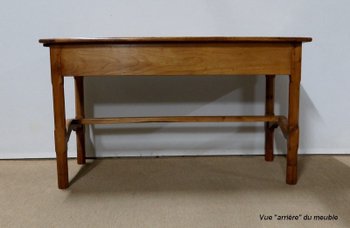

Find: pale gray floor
<box><xmin>1</xmin><ymin>155</ymin><xmax>349</xmax><ymax>228</ymax></box>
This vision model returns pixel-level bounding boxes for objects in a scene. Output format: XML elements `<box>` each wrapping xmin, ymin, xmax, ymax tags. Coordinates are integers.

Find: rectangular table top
<box><xmin>39</xmin><ymin>37</ymin><xmax>312</xmax><ymax>46</ymax></box>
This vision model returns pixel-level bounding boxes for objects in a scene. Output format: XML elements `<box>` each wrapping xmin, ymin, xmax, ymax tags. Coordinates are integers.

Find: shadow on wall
<box><xmin>82</xmin><ymin>75</ymin><xmax>321</xmax><ymax>157</ymax></box>
<box><xmin>274</xmin><ymin>76</ymin><xmax>323</xmax><ymax>154</ymax></box>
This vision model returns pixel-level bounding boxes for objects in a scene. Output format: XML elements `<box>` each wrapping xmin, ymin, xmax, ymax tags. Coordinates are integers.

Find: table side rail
<box><xmin>58</xmin><ymin>43</ymin><xmax>294</xmax><ymax>76</ymax></box>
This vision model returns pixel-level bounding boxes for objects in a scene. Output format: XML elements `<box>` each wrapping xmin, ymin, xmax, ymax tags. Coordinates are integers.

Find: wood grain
<box><xmin>286</xmin><ymin>44</ymin><xmax>302</xmax><ymax>185</ymax></box>
<box><xmin>79</xmin><ymin>115</ymin><xmax>280</xmax><ymax>125</ymax></box>
<box><xmin>50</xmin><ymin>47</ymin><xmax>69</xmax><ymax>189</ymax></box>
<box><xmin>74</xmin><ymin>77</ymin><xmax>86</xmax><ymax>165</ymax></box>
<box><xmin>61</xmin><ymin>43</ymin><xmax>293</xmax><ymax>76</ymax></box>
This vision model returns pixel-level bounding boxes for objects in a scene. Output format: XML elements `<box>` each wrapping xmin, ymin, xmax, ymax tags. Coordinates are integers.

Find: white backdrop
<box><xmin>1</xmin><ymin>0</ymin><xmax>349</xmax><ymax>158</ymax></box>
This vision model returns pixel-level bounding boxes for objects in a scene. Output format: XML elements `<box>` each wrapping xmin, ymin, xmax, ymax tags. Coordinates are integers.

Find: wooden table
<box><xmin>39</xmin><ymin>37</ymin><xmax>312</xmax><ymax>189</ymax></box>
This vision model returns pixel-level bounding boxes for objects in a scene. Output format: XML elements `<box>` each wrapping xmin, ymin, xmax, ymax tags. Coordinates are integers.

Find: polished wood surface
<box><xmin>60</xmin><ymin>44</ymin><xmax>292</xmax><ymax>76</ymax></box>
<box><xmin>74</xmin><ymin>77</ymin><xmax>85</xmax><ymax>165</ymax></box>
<box><xmin>50</xmin><ymin>47</ymin><xmax>68</xmax><ymax>189</ymax></box>
<box><xmin>39</xmin><ymin>36</ymin><xmax>312</xmax><ymax>46</ymax></box>
<box><xmin>79</xmin><ymin>116</ymin><xmax>280</xmax><ymax>125</ymax></box>
<box><xmin>287</xmin><ymin>44</ymin><xmax>302</xmax><ymax>185</ymax></box>
<box><xmin>40</xmin><ymin>36</ymin><xmax>311</xmax><ymax>189</ymax></box>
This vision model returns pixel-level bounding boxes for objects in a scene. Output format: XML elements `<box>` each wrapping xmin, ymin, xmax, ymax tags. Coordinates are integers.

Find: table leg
<box><xmin>265</xmin><ymin>75</ymin><xmax>275</xmax><ymax>161</ymax></box>
<box><xmin>50</xmin><ymin>48</ymin><xmax>69</xmax><ymax>189</ymax></box>
<box><xmin>75</xmin><ymin>77</ymin><xmax>86</xmax><ymax>164</ymax></box>
<box><xmin>286</xmin><ymin>45</ymin><xmax>302</xmax><ymax>185</ymax></box>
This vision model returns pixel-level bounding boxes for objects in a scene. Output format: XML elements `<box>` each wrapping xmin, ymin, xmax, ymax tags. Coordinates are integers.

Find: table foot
<box><xmin>286</xmin><ymin>165</ymin><xmax>297</xmax><ymax>185</ymax></box>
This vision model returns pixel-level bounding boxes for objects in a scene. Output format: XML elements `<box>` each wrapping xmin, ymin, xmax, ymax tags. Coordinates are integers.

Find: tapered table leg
<box><xmin>286</xmin><ymin>44</ymin><xmax>302</xmax><ymax>185</ymax></box>
<box><xmin>50</xmin><ymin>48</ymin><xmax>69</xmax><ymax>189</ymax></box>
<box><xmin>75</xmin><ymin>77</ymin><xmax>86</xmax><ymax>164</ymax></box>
<box><xmin>265</xmin><ymin>75</ymin><xmax>275</xmax><ymax>161</ymax></box>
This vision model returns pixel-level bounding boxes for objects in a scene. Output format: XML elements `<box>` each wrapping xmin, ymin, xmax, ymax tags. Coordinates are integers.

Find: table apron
<box><xmin>59</xmin><ymin>43</ymin><xmax>293</xmax><ymax>76</ymax></box>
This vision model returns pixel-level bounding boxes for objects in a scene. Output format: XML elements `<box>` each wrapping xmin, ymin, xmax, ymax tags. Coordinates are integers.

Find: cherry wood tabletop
<box><xmin>39</xmin><ymin>36</ymin><xmax>312</xmax><ymax>46</ymax></box>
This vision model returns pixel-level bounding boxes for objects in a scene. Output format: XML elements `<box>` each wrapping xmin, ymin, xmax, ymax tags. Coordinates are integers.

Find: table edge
<box><xmin>39</xmin><ymin>36</ymin><xmax>312</xmax><ymax>46</ymax></box>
